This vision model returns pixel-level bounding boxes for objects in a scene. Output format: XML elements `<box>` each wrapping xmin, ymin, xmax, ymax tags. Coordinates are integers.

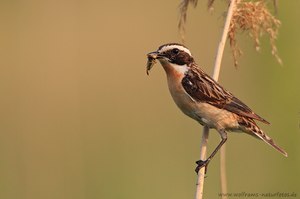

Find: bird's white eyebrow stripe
<box><xmin>159</xmin><ymin>45</ymin><xmax>192</xmax><ymax>56</ymax></box>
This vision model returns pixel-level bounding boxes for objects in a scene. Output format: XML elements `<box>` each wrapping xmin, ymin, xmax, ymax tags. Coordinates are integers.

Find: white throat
<box><xmin>159</xmin><ymin>59</ymin><xmax>189</xmax><ymax>75</ymax></box>
<box><xmin>171</xmin><ymin>63</ymin><xmax>189</xmax><ymax>74</ymax></box>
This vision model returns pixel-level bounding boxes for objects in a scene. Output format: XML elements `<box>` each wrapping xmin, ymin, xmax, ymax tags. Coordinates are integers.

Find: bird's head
<box><xmin>146</xmin><ymin>43</ymin><xmax>194</xmax><ymax>75</ymax></box>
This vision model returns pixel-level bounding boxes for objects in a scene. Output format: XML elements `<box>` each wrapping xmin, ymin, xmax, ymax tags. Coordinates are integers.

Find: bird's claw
<box><xmin>195</xmin><ymin>159</ymin><xmax>209</xmax><ymax>174</ymax></box>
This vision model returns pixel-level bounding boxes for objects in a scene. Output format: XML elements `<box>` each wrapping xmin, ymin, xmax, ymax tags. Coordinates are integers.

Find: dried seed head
<box><xmin>178</xmin><ymin>0</ymin><xmax>282</xmax><ymax>67</ymax></box>
<box><xmin>229</xmin><ymin>1</ymin><xmax>282</xmax><ymax>66</ymax></box>
<box><xmin>179</xmin><ymin>0</ymin><xmax>215</xmax><ymax>42</ymax></box>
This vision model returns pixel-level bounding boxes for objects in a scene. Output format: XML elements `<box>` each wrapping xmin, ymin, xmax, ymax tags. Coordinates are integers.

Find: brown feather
<box><xmin>238</xmin><ymin>117</ymin><xmax>287</xmax><ymax>157</ymax></box>
<box><xmin>182</xmin><ymin>64</ymin><xmax>270</xmax><ymax>124</ymax></box>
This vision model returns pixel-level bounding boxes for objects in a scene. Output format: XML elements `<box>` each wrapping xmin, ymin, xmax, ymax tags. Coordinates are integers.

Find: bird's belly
<box><xmin>167</xmin><ymin>75</ymin><xmax>239</xmax><ymax>130</ymax></box>
<box><xmin>194</xmin><ymin>103</ymin><xmax>239</xmax><ymax>129</ymax></box>
<box><xmin>170</xmin><ymin>87</ymin><xmax>198</xmax><ymax>119</ymax></box>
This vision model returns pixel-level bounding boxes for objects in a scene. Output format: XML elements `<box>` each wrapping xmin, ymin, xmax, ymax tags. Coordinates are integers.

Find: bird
<box><xmin>146</xmin><ymin>43</ymin><xmax>287</xmax><ymax>173</ymax></box>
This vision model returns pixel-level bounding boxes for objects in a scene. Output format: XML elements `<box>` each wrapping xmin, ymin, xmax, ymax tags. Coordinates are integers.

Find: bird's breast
<box><xmin>166</xmin><ymin>72</ymin><xmax>239</xmax><ymax>129</ymax></box>
<box><xmin>166</xmin><ymin>72</ymin><xmax>198</xmax><ymax>119</ymax></box>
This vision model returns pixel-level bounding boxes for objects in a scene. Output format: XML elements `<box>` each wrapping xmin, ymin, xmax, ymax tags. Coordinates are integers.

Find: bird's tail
<box><xmin>239</xmin><ymin>118</ymin><xmax>288</xmax><ymax>157</ymax></box>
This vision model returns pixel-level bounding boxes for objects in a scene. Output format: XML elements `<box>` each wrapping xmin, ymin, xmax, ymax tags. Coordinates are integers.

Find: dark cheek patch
<box><xmin>162</xmin><ymin>50</ymin><xmax>193</xmax><ymax>65</ymax></box>
<box><xmin>171</xmin><ymin>52</ymin><xmax>193</xmax><ymax>65</ymax></box>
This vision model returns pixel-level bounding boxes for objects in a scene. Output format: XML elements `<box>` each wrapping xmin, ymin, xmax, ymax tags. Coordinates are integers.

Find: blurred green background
<box><xmin>0</xmin><ymin>1</ymin><xmax>299</xmax><ymax>199</ymax></box>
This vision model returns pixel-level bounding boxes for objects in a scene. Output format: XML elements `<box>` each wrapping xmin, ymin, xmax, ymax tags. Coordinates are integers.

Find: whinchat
<box><xmin>146</xmin><ymin>43</ymin><xmax>287</xmax><ymax>173</ymax></box>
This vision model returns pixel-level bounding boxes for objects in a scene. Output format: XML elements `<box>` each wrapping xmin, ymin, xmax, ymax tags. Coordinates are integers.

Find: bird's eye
<box><xmin>172</xmin><ymin>48</ymin><xmax>179</xmax><ymax>54</ymax></box>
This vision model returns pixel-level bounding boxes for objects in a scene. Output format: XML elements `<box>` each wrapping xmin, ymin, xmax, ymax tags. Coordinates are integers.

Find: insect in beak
<box><xmin>146</xmin><ymin>52</ymin><xmax>158</xmax><ymax>75</ymax></box>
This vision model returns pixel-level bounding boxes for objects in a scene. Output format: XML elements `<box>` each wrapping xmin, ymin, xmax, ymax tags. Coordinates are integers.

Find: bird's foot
<box><xmin>195</xmin><ymin>159</ymin><xmax>209</xmax><ymax>174</ymax></box>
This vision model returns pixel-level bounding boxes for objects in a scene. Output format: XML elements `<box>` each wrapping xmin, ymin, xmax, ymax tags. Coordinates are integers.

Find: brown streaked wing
<box><xmin>181</xmin><ymin>66</ymin><xmax>270</xmax><ymax>124</ymax></box>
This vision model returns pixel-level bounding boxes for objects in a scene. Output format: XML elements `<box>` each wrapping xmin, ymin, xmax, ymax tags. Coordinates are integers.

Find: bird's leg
<box><xmin>195</xmin><ymin>129</ymin><xmax>227</xmax><ymax>174</ymax></box>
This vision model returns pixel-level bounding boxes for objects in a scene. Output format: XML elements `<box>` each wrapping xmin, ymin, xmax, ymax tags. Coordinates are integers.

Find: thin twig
<box><xmin>213</xmin><ymin>1</ymin><xmax>236</xmax><ymax>198</ymax></box>
<box><xmin>212</xmin><ymin>0</ymin><xmax>236</xmax><ymax>80</ymax></box>
<box><xmin>195</xmin><ymin>1</ymin><xmax>236</xmax><ymax>199</ymax></box>
<box><xmin>195</xmin><ymin>126</ymin><xmax>209</xmax><ymax>199</ymax></box>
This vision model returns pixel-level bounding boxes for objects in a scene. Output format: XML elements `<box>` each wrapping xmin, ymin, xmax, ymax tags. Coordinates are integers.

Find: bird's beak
<box><xmin>146</xmin><ymin>51</ymin><xmax>159</xmax><ymax>75</ymax></box>
<box><xmin>147</xmin><ymin>51</ymin><xmax>158</xmax><ymax>59</ymax></box>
